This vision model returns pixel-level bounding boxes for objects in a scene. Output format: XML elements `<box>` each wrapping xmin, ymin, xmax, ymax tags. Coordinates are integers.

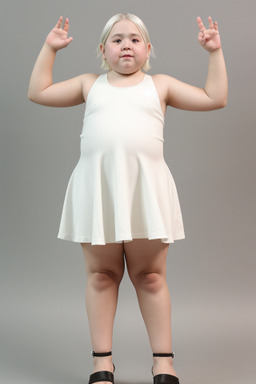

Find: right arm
<box><xmin>28</xmin><ymin>16</ymin><xmax>85</xmax><ymax>107</ymax></box>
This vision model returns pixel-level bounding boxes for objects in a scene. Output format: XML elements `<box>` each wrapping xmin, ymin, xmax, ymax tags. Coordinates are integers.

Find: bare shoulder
<box><xmin>151</xmin><ymin>73</ymin><xmax>176</xmax><ymax>91</ymax></box>
<box><xmin>81</xmin><ymin>73</ymin><xmax>101</xmax><ymax>102</ymax></box>
<box><xmin>151</xmin><ymin>74</ymin><xmax>176</xmax><ymax>114</ymax></box>
<box><xmin>151</xmin><ymin>73</ymin><xmax>177</xmax><ymax>98</ymax></box>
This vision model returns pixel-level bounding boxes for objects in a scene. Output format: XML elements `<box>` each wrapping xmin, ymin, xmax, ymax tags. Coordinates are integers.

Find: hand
<box><xmin>45</xmin><ymin>16</ymin><xmax>73</xmax><ymax>51</ymax></box>
<box><xmin>197</xmin><ymin>16</ymin><xmax>221</xmax><ymax>52</ymax></box>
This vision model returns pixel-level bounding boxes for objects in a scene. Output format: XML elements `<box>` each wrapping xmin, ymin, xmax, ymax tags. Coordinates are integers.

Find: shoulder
<box><xmin>80</xmin><ymin>73</ymin><xmax>101</xmax><ymax>102</ymax></box>
<box><xmin>150</xmin><ymin>73</ymin><xmax>177</xmax><ymax>107</ymax></box>
<box><xmin>151</xmin><ymin>73</ymin><xmax>177</xmax><ymax>90</ymax></box>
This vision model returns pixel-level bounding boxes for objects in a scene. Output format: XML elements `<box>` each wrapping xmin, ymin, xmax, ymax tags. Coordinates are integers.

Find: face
<box><xmin>100</xmin><ymin>19</ymin><xmax>151</xmax><ymax>75</ymax></box>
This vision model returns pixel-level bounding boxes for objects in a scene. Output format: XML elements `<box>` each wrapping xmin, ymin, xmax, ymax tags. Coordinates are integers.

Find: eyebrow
<box><xmin>111</xmin><ymin>33</ymin><xmax>141</xmax><ymax>39</ymax></box>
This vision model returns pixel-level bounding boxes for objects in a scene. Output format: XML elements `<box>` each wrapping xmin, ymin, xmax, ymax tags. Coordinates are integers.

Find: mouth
<box><xmin>122</xmin><ymin>55</ymin><xmax>133</xmax><ymax>58</ymax></box>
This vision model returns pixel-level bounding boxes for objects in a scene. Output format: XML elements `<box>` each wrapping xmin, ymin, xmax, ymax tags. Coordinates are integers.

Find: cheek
<box><xmin>136</xmin><ymin>45</ymin><xmax>147</xmax><ymax>55</ymax></box>
<box><xmin>137</xmin><ymin>49</ymin><xmax>148</xmax><ymax>60</ymax></box>
<box><xmin>105</xmin><ymin>46</ymin><xmax>120</xmax><ymax>59</ymax></box>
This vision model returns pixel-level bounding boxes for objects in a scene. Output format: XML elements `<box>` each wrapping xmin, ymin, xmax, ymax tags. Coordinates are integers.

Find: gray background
<box><xmin>1</xmin><ymin>0</ymin><xmax>255</xmax><ymax>383</ymax></box>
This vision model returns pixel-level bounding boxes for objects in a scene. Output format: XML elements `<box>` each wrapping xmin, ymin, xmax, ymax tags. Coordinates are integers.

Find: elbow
<box><xmin>27</xmin><ymin>89</ymin><xmax>34</xmax><ymax>102</ymax></box>
<box><xmin>218</xmin><ymin>97</ymin><xmax>228</xmax><ymax>109</ymax></box>
<box><xmin>27</xmin><ymin>85</ymin><xmax>38</xmax><ymax>102</ymax></box>
<box><xmin>217</xmin><ymin>88</ymin><xmax>228</xmax><ymax>109</ymax></box>
<box><xmin>212</xmin><ymin>95</ymin><xmax>228</xmax><ymax>110</ymax></box>
<box><xmin>27</xmin><ymin>90</ymin><xmax>39</xmax><ymax>103</ymax></box>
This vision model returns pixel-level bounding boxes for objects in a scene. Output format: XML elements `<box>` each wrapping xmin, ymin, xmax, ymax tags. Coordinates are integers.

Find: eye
<box><xmin>114</xmin><ymin>39</ymin><xmax>121</xmax><ymax>43</ymax></box>
<box><xmin>132</xmin><ymin>39</ymin><xmax>139</xmax><ymax>43</ymax></box>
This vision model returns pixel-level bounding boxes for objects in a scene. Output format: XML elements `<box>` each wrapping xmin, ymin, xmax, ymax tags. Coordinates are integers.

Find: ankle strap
<box><xmin>92</xmin><ymin>351</ymin><xmax>112</xmax><ymax>357</ymax></box>
<box><xmin>153</xmin><ymin>352</ymin><xmax>175</xmax><ymax>358</ymax></box>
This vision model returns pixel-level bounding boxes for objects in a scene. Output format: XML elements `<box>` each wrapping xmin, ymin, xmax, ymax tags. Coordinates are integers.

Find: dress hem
<box><xmin>57</xmin><ymin>232</ymin><xmax>185</xmax><ymax>245</ymax></box>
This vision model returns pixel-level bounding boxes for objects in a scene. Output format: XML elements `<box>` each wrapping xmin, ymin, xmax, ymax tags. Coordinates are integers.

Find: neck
<box><xmin>108</xmin><ymin>69</ymin><xmax>144</xmax><ymax>81</ymax></box>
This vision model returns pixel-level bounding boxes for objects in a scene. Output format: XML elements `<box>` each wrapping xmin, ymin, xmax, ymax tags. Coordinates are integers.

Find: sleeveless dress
<box><xmin>57</xmin><ymin>73</ymin><xmax>185</xmax><ymax>245</ymax></box>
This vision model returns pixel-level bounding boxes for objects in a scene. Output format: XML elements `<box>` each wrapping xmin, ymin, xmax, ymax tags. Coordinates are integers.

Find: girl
<box><xmin>28</xmin><ymin>13</ymin><xmax>228</xmax><ymax>384</ymax></box>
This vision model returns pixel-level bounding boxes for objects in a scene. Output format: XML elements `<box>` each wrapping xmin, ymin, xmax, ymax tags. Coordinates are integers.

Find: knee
<box><xmin>89</xmin><ymin>270</ymin><xmax>123</xmax><ymax>292</ymax></box>
<box><xmin>130</xmin><ymin>272</ymin><xmax>165</xmax><ymax>294</ymax></box>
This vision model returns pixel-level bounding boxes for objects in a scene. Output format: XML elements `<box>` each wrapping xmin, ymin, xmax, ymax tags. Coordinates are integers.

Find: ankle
<box><xmin>93</xmin><ymin>355</ymin><xmax>113</xmax><ymax>373</ymax></box>
<box><xmin>153</xmin><ymin>356</ymin><xmax>174</xmax><ymax>367</ymax></box>
<box><xmin>152</xmin><ymin>354</ymin><xmax>179</xmax><ymax>378</ymax></box>
<box><xmin>153</xmin><ymin>356</ymin><xmax>174</xmax><ymax>373</ymax></box>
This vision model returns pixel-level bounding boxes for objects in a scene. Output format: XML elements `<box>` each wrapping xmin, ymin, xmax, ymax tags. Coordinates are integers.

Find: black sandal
<box><xmin>152</xmin><ymin>353</ymin><xmax>180</xmax><ymax>384</ymax></box>
<box><xmin>88</xmin><ymin>351</ymin><xmax>115</xmax><ymax>384</ymax></box>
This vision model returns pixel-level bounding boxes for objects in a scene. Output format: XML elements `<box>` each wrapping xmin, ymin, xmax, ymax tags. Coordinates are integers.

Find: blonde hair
<box><xmin>96</xmin><ymin>13</ymin><xmax>156</xmax><ymax>72</ymax></box>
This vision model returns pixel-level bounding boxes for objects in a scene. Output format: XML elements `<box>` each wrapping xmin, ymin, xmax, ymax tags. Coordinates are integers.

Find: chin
<box><xmin>119</xmin><ymin>66</ymin><xmax>141</xmax><ymax>74</ymax></box>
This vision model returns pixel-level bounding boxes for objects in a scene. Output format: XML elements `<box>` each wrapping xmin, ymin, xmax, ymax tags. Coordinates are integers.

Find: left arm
<box><xmin>165</xmin><ymin>16</ymin><xmax>228</xmax><ymax>111</ymax></box>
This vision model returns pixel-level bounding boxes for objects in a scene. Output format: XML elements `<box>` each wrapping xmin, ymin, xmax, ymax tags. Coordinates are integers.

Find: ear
<box><xmin>99</xmin><ymin>43</ymin><xmax>106</xmax><ymax>59</ymax></box>
<box><xmin>146</xmin><ymin>43</ymin><xmax>151</xmax><ymax>59</ymax></box>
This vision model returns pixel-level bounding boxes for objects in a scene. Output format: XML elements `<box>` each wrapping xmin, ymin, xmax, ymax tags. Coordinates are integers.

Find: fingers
<box><xmin>55</xmin><ymin>16</ymin><xmax>70</xmax><ymax>31</ymax></box>
<box><xmin>208</xmin><ymin>16</ymin><xmax>214</xmax><ymax>29</ymax></box>
<box><xmin>55</xmin><ymin>16</ymin><xmax>63</xmax><ymax>28</ymax></box>
<box><xmin>197</xmin><ymin>16</ymin><xmax>219</xmax><ymax>32</ymax></box>
<box><xmin>66</xmin><ymin>37</ymin><xmax>73</xmax><ymax>45</ymax></box>
<box><xmin>208</xmin><ymin>16</ymin><xmax>219</xmax><ymax>36</ymax></box>
<box><xmin>197</xmin><ymin>16</ymin><xmax>206</xmax><ymax>32</ymax></box>
<box><xmin>63</xmin><ymin>17</ymin><xmax>70</xmax><ymax>32</ymax></box>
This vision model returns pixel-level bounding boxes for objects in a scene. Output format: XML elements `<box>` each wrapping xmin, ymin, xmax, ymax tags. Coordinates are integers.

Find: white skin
<box><xmin>99</xmin><ymin>19</ymin><xmax>151</xmax><ymax>81</ymax></box>
<box><xmin>28</xmin><ymin>15</ymin><xmax>227</xmax><ymax>112</ymax></box>
<box><xmin>28</xmin><ymin>15</ymin><xmax>228</xmax><ymax>384</ymax></box>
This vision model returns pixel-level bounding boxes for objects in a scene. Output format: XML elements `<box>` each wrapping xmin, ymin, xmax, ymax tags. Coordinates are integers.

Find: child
<box><xmin>28</xmin><ymin>13</ymin><xmax>228</xmax><ymax>384</ymax></box>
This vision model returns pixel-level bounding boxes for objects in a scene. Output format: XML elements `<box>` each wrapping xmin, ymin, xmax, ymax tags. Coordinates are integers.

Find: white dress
<box><xmin>57</xmin><ymin>73</ymin><xmax>185</xmax><ymax>245</ymax></box>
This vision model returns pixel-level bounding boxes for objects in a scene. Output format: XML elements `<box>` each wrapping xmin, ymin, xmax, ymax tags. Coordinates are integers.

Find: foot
<box><xmin>91</xmin><ymin>355</ymin><xmax>114</xmax><ymax>384</ymax></box>
<box><xmin>153</xmin><ymin>356</ymin><xmax>179</xmax><ymax>378</ymax></box>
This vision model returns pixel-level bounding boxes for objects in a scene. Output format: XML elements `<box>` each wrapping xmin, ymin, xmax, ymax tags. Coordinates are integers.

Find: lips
<box><xmin>122</xmin><ymin>55</ymin><xmax>133</xmax><ymax>57</ymax></box>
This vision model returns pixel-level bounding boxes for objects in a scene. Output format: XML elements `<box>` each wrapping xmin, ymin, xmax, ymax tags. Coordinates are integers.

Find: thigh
<box><xmin>81</xmin><ymin>242</ymin><xmax>125</xmax><ymax>276</ymax></box>
<box><xmin>124</xmin><ymin>239</ymin><xmax>170</xmax><ymax>278</ymax></box>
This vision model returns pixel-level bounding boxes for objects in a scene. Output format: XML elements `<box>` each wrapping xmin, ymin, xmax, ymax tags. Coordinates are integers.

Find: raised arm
<box><xmin>28</xmin><ymin>16</ymin><xmax>85</xmax><ymax>107</ymax></box>
<box><xmin>164</xmin><ymin>16</ymin><xmax>228</xmax><ymax>111</ymax></box>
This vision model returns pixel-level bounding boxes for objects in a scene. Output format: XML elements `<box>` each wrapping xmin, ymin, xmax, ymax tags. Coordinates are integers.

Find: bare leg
<box><xmin>81</xmin><ymin>242</ymin><xmax>125</xmax><ymax>383</ymax></box>
<box><xmin>124</xmin><ymin>239</ymin><xmax>178</xmax><ymax>378</ymax></box>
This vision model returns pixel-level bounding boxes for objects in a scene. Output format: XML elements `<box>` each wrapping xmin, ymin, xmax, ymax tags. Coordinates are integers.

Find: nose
<box><xmin>122</xmin><ymin>39</ymin><xmax>131</xmax><ymax>50</ymax></box>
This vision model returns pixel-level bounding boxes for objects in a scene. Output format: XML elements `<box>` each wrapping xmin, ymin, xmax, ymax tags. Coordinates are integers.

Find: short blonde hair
<box><xmin>96</xmin><ymin>13</ymin><xmax>156</xmax><ymax>72</ymax></box>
